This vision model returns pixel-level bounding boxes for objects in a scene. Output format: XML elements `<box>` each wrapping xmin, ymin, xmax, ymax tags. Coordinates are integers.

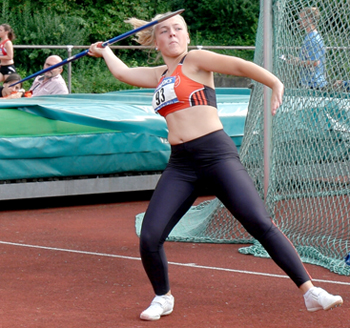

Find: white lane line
<box><xmin>1</xmin><ymin>240</ymin><xmax>349</xmax><ymax>286</ymax></box>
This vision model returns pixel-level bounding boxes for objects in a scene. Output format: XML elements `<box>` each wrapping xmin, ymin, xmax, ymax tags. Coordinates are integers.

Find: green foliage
<box><xmin>0</xmin><ymin>0</ymin><xmax>259</xmax><ymax>93</ymax></box>
<box><xmin>170</xmin><ymin>0</ymin><xmax>259</xmax><ymax>44</ymax></box>
<box><xmin>69</xmin><ymin>56</ymin><xmax>138</xmax><ymax>93</ymax></box>
<box><xmin>169</xmin><ymin>0</ymin><xmax>259</xmax><ymax>60</ymax></box>
<box><xmin>5</xmin><ymin>0</ymin><xmax>171</xmax><ymax>43</ymax></box>
<box><xmin>2</xmin><ymin>1</ymin><xmax>88</xmax><ymax>73</ymax></box>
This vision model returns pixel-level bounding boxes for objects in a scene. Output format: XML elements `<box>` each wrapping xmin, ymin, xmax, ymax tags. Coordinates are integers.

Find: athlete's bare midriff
<box><xmin>165</xmin><ymin>105</ymin><xmax>223</xmax><ymax>145</ymax></box>
<box><xmin>1</xmin><ymin>58</ymin><xmax>14</xmax><ymax>66</ymax></box>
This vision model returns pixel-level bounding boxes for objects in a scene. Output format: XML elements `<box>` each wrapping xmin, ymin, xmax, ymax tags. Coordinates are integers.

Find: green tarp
<box><xmin>0</xmin><ymin>88</ymin><xmax>249</xmax><ymax>180</ymax></box>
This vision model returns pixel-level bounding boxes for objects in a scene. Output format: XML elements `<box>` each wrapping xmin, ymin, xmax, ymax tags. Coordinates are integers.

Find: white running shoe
<box><xmin>304</xmin><ymin>287</ymin><xmax>343</xmax><ymax>312</ymax></box>
<box><xmin>140</xmin><ymin>294</ymin><xmax>175</xmax><ymax>321</ymax></box>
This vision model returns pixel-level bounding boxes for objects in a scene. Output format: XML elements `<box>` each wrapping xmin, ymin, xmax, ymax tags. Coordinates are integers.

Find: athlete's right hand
<box><xmin>88</xmin><ymin>42</ymin><xmax>105</xmax><ymax>58</ymax></box>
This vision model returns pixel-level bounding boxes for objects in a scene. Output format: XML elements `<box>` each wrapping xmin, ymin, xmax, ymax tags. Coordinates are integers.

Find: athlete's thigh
<box><xmin>141</xmin><ymin>165</ymin><xmax>199</xmax><ymax>243</ymax></box>
<box><xmin>207</xmin><ymin>158</ymin><xmax>272</xmax><ymax>236</ymax></box>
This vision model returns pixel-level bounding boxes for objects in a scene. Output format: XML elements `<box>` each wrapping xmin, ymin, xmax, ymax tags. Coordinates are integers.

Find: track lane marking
<box><xmin>1</xmin><ymin>240</ymin><xmax>349</xmax><ymax>286</ymax></box>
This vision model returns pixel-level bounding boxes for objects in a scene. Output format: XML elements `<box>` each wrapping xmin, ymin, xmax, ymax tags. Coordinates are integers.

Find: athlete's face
<box><xmin>155</xmin><ymin>16</ymin><xmax>189</xmax><ymax>55</ymax></box>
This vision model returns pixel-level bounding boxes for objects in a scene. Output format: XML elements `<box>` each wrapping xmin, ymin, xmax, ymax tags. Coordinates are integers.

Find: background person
<box><xmin>29</xmin><ymin>55</ymin><xmax>69</xmax><ymax>96</ymax></box>
<box><xmin>88</xmin><ymin>11</ymin><xmax>343</xmax><ymax>322</ymax></box>
<box><xmin>0</xmin><ymin>24</ymin><xmax>17</xmax><ymax>82</ymax></box>
<box><xmin>0</xmin><ymin>73</ymin><xmax>24</xmax><ymax>98</ymax></box>
<box><xmin>287</xmin><ymin>7</ymin><xmax>327</xmax><ymax>89</ymax></box>
<box><xmin>333</xmin><ymin>80</ymin><xmax>350</xmax><ymax>91</ymax></box>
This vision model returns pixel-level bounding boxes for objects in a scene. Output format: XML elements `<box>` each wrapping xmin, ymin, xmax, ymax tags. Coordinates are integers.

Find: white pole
<box><xmin>263</xmin><ymin>0</ymin><xmax>273</xmax><ymax>200</ymax></box>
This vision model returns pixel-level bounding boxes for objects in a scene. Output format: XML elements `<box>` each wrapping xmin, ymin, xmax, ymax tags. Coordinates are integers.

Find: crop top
<box><xmin>152</xmin><ymin>56</ymin><xmax>217</xmax><ymax>117</ymax></box>
<box><xmin>0</xmin><ymin>39</ymin><xmax>9</xmax><ymax>56</ymax></box>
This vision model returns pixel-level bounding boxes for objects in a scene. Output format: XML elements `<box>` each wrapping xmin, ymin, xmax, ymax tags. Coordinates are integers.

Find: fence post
<box><xmin>66</xmin><ymin>45</ymin><xmax>73</xmax><ymax>93</ymax></box>
<box><xmin>263</xmin><ymin>0</ymin><xmax>272</xmax><ymax>201</ymax></box>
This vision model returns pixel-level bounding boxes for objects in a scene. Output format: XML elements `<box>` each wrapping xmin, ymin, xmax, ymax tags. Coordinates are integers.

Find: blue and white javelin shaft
<box><xmin>10</xmin><ymin>9</ymin><xmax>185</xmax><ymax>87</ymax></box>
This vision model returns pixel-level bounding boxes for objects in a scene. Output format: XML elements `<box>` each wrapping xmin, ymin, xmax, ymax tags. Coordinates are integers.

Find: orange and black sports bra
<box><xmin>152</xmin><ymin>56</ymin><xmax>217</xmax><ymax>117</ymax></box>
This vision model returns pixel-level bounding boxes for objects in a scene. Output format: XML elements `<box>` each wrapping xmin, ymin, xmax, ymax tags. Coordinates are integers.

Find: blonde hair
<box><xmin>125</xmin><ymin>12</ymin><xmax>188</xmax><ymax>47</ymax></box>
<box><xmin>299</xmin><ymin>7</ymin><xmax>321</xmax><ymax>26</ymax></box>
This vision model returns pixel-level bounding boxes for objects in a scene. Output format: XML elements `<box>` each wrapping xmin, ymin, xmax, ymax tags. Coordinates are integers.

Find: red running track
<box><xmin>0</xmin><ymin>194</ymin><xmax>348</xmax><ymax>328</ymax></box>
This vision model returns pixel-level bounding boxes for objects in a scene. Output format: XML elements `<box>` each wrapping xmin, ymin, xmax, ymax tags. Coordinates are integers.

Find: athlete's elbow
<box><xmin>108</xmin><ymin>67</ymin><xmax>129</xmax><ymax>82</ymax></box>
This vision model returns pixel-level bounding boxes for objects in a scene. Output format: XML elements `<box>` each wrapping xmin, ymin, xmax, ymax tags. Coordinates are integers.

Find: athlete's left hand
<box><xmin>271</xmin><ymin>80</ymin><xmax>284</xmax><ymax>116</ymax></box>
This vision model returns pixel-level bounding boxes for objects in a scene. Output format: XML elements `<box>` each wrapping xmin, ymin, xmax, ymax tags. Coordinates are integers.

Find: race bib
<box><xmin>152</xmin><ymin>76</ymin><xmax>179</xmax><ymax>112</ymax></box>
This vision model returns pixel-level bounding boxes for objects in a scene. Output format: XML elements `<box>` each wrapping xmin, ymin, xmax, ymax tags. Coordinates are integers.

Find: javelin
<box><xmin>10</xmin><ymin>9</ymin><xmax>185</xmax><ymax>87</ymax></box>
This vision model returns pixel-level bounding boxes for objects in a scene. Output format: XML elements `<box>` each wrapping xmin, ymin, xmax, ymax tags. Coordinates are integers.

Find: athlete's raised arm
<box><xmin>88</xmin><ymin>42</ymin><xmax>165</xmax><ymax>88</ymax></box>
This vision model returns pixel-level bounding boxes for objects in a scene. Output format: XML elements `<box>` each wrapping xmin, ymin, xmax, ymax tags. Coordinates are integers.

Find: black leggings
<box><xmin>140</xmin><ymin>130</ymin><xmax>311</xmax><ymax>295</ymax></box>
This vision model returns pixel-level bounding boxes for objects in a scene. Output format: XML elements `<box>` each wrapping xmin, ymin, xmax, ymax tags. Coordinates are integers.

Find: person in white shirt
<box><xmin>29</xmin><ymin>55</ymin><xmax>69</xmax><ymax>96</ymax></box>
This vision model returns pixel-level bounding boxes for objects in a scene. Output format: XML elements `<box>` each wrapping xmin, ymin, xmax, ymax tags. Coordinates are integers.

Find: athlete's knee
<box><xmin>140</xmin><ymin>229</ymin><xmax>164</xmax><ymax>253</ymax></box>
